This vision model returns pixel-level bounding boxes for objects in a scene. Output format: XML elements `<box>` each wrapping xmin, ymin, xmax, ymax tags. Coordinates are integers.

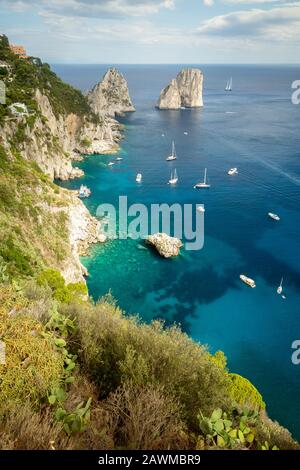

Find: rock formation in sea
<box><xmin>147</xmin><ymin>233</ymin><xmax>183</xmax><ymax>258</ymax></box>
<box><xmin>157</xmin><ymin>68</ymin><xmax>204</xmax><ymax>109</ymax></box>
<box><xmin>88</xmin><ymin>68</ymin><xmax>135</xmax><ymax>118</ymax></box>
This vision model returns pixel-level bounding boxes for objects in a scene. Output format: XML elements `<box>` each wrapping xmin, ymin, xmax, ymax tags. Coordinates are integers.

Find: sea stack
<box><xmin>146</xmin><ymin>233</ymin><xmax>183</xmax><ymax>258</ymax></box>
<box><xmin>157</xmin><ymin>68</ymin><xmax>203</xmax><ymax>109</ymax></box>
<box><xmin>87</xmin><ymin>67</ymin><xmax>135</xmax><ymax>117</ymax></box>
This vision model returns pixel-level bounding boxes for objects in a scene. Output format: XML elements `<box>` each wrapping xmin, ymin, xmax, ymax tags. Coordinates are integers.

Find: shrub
<box><xmin>72</xmin><ymin>296</ymin><xmax>230</xmax><ymax>427</ymax></box>
<box><xmin>0</xmin><ymin>403</ymin><xmax>70</xmax><ymax>450</ymax></box>
<box><xmin>103</xmin><ymin>382</ymin><xmax>189</xmax><ymax>450</ymax></box>
<box><xmin>0</xmin><ymin>308</ymin><xmax>64</xmax><ymax>406</ymax></box>
<box><xmin>229</xmin><ymin>373</ymin><xmax>265</xmax><ymax>411</ymax></box>
<box><xmin>37</xmin><ymin>268</ymin><xmax>87</xmax><ymax>303</ymax></box>
<box><xmin>255</xmin><ymin>411</ymin><xmax>300</xmax><ymax>450</ymax></box>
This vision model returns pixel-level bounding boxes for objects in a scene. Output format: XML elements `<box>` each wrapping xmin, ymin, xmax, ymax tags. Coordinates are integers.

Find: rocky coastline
<box><xmin>0</xmin><ymin>63</ymin><xmax>135</xmax><ymax>284</ymax></box>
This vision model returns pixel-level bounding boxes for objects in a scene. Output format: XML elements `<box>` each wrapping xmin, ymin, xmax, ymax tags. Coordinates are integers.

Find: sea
<box><xmin>53</xmin><ymin>64</ymin><xmax>300</xmax><ymax>438</ymax></box>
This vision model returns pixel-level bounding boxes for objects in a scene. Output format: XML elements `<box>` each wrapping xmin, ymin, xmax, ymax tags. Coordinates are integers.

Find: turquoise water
<box><xmin>54</xmin><ymin>64</ymin><xmax>300</xmax><ymax>437</ymax></box>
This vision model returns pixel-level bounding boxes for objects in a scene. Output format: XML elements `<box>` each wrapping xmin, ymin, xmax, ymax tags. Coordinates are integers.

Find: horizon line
<box><xmin>49</xmin><ymin>62</ymin><xmax>300</xmax><ymax>66</ymax></box>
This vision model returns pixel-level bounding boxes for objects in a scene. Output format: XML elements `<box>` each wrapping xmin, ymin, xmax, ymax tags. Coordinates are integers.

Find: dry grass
<box><xmin>103</xmin><ymin>382</ymin><xmax>189</xmax><ymax>450</ymax></box>
<box><xmin>0</xmin><ymin>403</ymin><xmax>71</xmax><ymax>450</ymax></box>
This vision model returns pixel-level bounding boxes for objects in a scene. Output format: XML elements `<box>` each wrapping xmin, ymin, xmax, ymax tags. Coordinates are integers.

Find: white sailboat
<box><xmin>168</xmin><ymin>168</ymin><xmax>178</xmax><ymax>185</ymax></box>
<box><xmin>228</xmin><ymin>167</ymin><xmax>238</xmax><ymax>176</ymax></box>
<box><xmin>136</xmin><ymin>173</ymin><xmax>142</xmax><ymax>183</ymax></box>
<box><xmin>225</xmin><ymin>77</ymin><xmax>232</xmax><ymax>92</ymax></box>
<box><xmin>166</xmin><ymin>141</ymin><xmax>177</xmax><ymax>161</ymax></box>
<box><xmin>277</xmin><ymin>277</ymin><xmax>283</xmax><ymax>295</ymax></box>
<box><xmin>194</xmin><ymin>168</ymin><xmax>211</xmax><ymax>189</ymax></box>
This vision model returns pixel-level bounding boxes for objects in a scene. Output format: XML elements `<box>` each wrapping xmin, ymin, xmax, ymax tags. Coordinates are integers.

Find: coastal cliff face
<box><xmin>0</xmin><ymin>36</ymin><xmax>132</xmax><ymax>284</ymax></box>
<box><xmin>88</xmin><ymin>67</ymin><xmax>135</xmax><ymax>118</ymax></box>
<box><xmin>0</xmin><ymin>89</ymin><xmax>122</xmax><ymax>181</ymax></box>
<box><xmin>157</xmin><ymin>68</ymin><xmax>204</xmax><ymax>109</ymax></box>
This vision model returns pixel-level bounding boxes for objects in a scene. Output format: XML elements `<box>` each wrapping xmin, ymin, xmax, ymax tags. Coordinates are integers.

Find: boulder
<box><xmin>146</xmin><ymin>233</ymin><xmax>183</xmax><ymax>258</ymax></box>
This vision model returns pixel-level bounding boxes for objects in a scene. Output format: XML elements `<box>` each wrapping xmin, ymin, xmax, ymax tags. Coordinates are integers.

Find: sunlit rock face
<box><xmin>157</xmin><ymin>68</ymin><xmax>204</xmax><ymax>109</ymax></box>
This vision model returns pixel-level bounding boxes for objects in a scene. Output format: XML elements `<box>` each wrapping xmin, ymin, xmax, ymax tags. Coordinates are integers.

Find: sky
<box><xmin>0</xmin><ymin>0</ymin><xmax>300</xmax><ymax>63</ymax></box>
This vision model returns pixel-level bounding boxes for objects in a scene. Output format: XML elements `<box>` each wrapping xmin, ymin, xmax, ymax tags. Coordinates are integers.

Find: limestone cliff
<box><xmin>0</xmin><ymin>89</ymin><xmax>122</xmax><ymax>180</ymax></box>
<box><xmin>88</xmin><ymin>68</ymin><xmax>135</xmax><ymax>118</ymax></box>
<box><xmin>0</xmin><ymin>37</ymin><xmax>125</xmax><ymax>284</ymax></box>
<box><xmin>157</xmin><ymin>68</ymin><xmax>204</xmax><ymax>109</ymax></box>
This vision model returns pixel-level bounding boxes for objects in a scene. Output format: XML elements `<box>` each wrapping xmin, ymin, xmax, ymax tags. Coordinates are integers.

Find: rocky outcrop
<box><xmin>147</xmin><ymin>233</ymin><xmax>183</xmax><ymax>258</ymax></box>
<box><xmin>88</xmin><ymin>68</ymin><xmax>135</xmax><ymax>118</ymax></box>
<box><xmin>42</xmin><ymin>190</ymin><xmax>107</xmax><ymax>284</ymax></box>
<box><xmin>157</xmin><ymin>68</ymin><xmax>203</xmax><ymax>109</ymax></box>
<box><xmin>0</xmin><ymin>89</ymin><xmax>122</xmax><ymax>180</ymax></box>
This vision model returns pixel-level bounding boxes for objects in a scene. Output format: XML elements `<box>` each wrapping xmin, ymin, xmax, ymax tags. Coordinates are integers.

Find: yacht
<box><xmin>225</xmin><ymin>77</ymin><xmax>233</xmax><ymax>92</ymax></box>
<box><xmin>78</xmin><ymin>185</ymin><xmax>91</xmax><ymax>199</ymax></box>
<box><xmin>197</xmin><ymin>205</ymin><xmax>205</xmax><ymax>213</ymax></box>
<box><xmin>166</xmin><ymin>141</ymin><xmax>177</xmax><ymax>161</ymax></box>
<box><xmin>116</xmin><ymin>157</ymin><xmax>123</xmax><ymax>161</ymax></box>
<box><xmin>277</xmin><ymin>277</ymin><xmax>283</xmax><ymax>295</ymax></box>
<box><xmin>168</xmin><ymin>169</ymin><xmax>178</xmax><ymax>185</ymax></box>
<box><xmin>268</xmin><ymin>212</ymin><xmax>280</xmax><ymax>221</ymax></box>
<box><xmin>108</xmin><ymin>162</ymin><xmax>115</xmax><ymax>166</ymax></box>
<box><xmin>184</xmin><ymin>132</ymin><xmax>188</xmax><ymax>136</ymax></box>
<box><xmin>136</xmin><ymin>173</ymin><xmax>142</xmax><ymax>183</ymax></box>
<box><xmin>228</xmin><ymin>167</ymin><xmax>238</xmax><ymax>176</ymax></box>
<box><xmin>194</xmin><ymin>168</ymin><xmax>210</xmax><ymax>189</ymax></box>
<box><xmin>240</xmin><ymin>274</ymin><xmax>256</xmax><ymax>288</ymax></box>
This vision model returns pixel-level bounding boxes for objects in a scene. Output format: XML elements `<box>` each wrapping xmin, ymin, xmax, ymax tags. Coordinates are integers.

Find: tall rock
<box><xmin>157</xmin><ymin>68</ymin><xmax>203</xmax><ymax>109</ymax></box>
<box><xmin>88</xmin><ymin>68</ymin><xmax>135</xmax><ymax>118</ymax></box>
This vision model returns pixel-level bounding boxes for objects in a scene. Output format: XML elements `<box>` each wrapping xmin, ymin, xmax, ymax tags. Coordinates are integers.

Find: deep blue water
<box><xmin>53</xmin><ymin>64</ymin><xmax>300</xmax><ymax>438</ymax></box>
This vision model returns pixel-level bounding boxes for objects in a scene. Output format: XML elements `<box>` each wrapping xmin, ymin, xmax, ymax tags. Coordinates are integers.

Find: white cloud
<box><xmin>224</xmin><ymin>0</ymin><xmax>283</xmax><ymax>4</ymax></box>
<box><xmin>197</xmin><ymin>3</ymin><xmax>300</xmax><ymax>40</ymax></box>
<box><xmin>0</xmin><ymin>0</ymin><xmax>175</xmax><ymax>17</ymax></box>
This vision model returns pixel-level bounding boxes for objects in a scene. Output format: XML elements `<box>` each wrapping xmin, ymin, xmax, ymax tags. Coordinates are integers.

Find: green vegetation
<box><xmin>37</xmin><ymin>269</ymin><xmax>87</xmax><ymax>303</ymax></box>
<box><xmin>0</xmin><ymin>145</ymin><xmax>73</xmax><ymax>279</ymax></box>
<box><xmin>0</xmin><ymin>281</ymin><xmax>298</xmax><ymax>450</ymax></box>
<box><xmin>0</xmin><ymin>34</ymin><xmax>92</xmax><ymax>123</ymax></box>
<box><xmin>229</xmin><ymin>373</ymin><xmax>266</xmax><ymax>411</ymax></box>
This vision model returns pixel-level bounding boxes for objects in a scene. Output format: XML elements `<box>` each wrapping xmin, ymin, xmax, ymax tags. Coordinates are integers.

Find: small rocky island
<box><xmin>88</xmin><ymin>67</ymin><xmax>135</xmax><ymax>117</ymax></box>
<box><xmin>147</xmin><ymin>233</ymin><xmax>183</xmax><ymax>258</ymax></box>
<box><xmin>156</xmin><ymin>68</ymin><xmax>203</xmax><ymax>109</ymax></box>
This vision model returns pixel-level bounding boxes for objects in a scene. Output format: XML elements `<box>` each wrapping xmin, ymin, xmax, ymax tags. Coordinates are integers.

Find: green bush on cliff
<box><xmin>68</xmin><ymin>296</ymin><xmax>230</xmax><ymax>427</ymax></box>
<box><xmin>0</xmin><ymin>282</ymin><xmax>299</xmax><ymax>450</ymax></box>
<box><xmin>37</xmin><ymin>269</ymin><xmax>87</xmax><ymax>304</ymax></box>
<box><xmin>229</xmin><ymin>373</ymin><xmax>266</xmax><ymax>411</ymax></box>
<box><xmin>0</xmin><ymin>146</ymin><xmax>74</xmax><ymax>280</ymax></box>
<box><xmin>0</xmin><ymin>35</ymin><xmax>92</xmax><ymax>122</ymax></box>
<box><xmin>0</xmin><ymin>286</ymin><xmax>65</xmax><ymax>406</ymax></box>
